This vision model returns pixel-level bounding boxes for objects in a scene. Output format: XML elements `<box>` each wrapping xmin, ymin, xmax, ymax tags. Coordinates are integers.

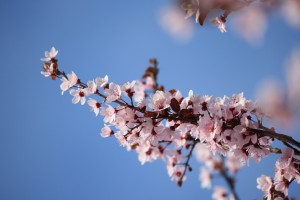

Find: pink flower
<box><xmin>274</xmin><ymin>179</ymin><xmax>289</xmax><ymax>197</ymax></box>
<box><xmin>41</xmin><ymin>63</ymin><xmax>55</xmax><ymax>77</ymax></box>
<box><xmin>199</xmin><ymin>167</ymin><xmax>211</xmax><ymax>189</ymax></box>
<box><xmin>149</xmin><ymin>90</ymin><xmax>169</xmax><ymax>111</ymax></box>
<box><xmin>41</xmin><ymin>47</ymin><xmax>58</xmax><ymax>62</ymax></box>
<box><xmin>121</xmin><ymin>81</ymin><xmax>136</xmax><ymax>97</ymax></box>
<box><xmin>212</xmin><ymin>186</ymin><xmax>228</xmax><ymax>200</ymax></box>
<box><xmin>211</xmin><ymin>17</ymin><xmax>227</xmax><ymax>33</ymax></box>
<box><xmin>60</xmin><ymin>71</ymin><xmax>78</xmax><ymax>94</ymax></box>
<box><xmin>136</xmin><ymin>141</ymin><xmax>160</xmax><ymax>165</ymax></box>
<box><xmin>104</xmin><ymin>82</ymin><xmax>122</xmax><ymax>102</ymax></box>
<box><xmin>100</xmin><ymin>105</ymin><xmax>116</xmax><ymax>123</ymax></box>
<box><xmin>194</xmin><ymin>143</ymin><xmax>211</xmax><ymax>162</ymax></box>
<box><xmin>100</xmin><ymin>125</ymin><xmax>114</xmax><ymax>138</ymax></box>
<box><xmin>87</xmin><ymin>98</ymin><xmax>101</xmax><ymax>116</ymax></box>
<box><xmin>277</xmin><ymin>148</ymin><xmax>294</xmax><ymax>169</ymax></box>
<box><xmin>86</xmin><ymin>80</ymin><xmax>97</xmax><ymax>95</ymax></box>
<box><xmin>70</xmin><ymin>89</ymin><xmax>87</xmax><ymax>105</ymax></box>
<box><xmin>226</xmin><ymin>152</ymin><xmax>243</xmax><ymax>173</ymax></box>
<box><xmin>96</xmin><ymin>75</ymin><xmax>108</xmax><ymax>88</ymax></box>
<box><xmin>257</xmin><ymin>175</ymin><xmax>273</xmax><ymax>198</ymax></box>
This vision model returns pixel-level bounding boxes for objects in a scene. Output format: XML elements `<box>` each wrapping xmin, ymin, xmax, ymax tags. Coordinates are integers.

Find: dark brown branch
<box><xmin>219</xmin><ymin>157</ymin><xmax>240</xmax><ymax>200</ymax></box>
<box><xmin>177</xmin><ymin>140</ymin><xmax>198</xmax><ymax>187</ymax></box>
<box><xmin>248</xmin><ymin>128</ymin><xmax>300</xmax><ymax>150</ymax></box>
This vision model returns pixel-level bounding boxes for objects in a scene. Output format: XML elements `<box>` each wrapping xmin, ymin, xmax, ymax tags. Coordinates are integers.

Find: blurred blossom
<box><xmin>159</xmin><ymin>5</ymin><xmax>194</xmax><ymax>42</ymax></box>
<box><xmin>286</xmin><ymin>50</ymin><xmax>300</xmax><ymax>106</ymax></box>
<box><xmin>256</xmin><ymin>79</ymin><xmax>294</xmax><ymax>126</ymax></box>
<box><xmin>232</xmin><ymin>6</ymin><xmax>267</xmax><ymax>45</ymax></box>
<box><xmin>281</xmin><ymin>0</ymin><xmax>300</xmax><ymax>28</ymax></box>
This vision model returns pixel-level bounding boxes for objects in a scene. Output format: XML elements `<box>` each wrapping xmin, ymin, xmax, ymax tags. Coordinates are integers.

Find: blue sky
<box><xmin>0</xmin><ymin>0</ymin><xmax>299</xmax><ymax>199</ymax></box>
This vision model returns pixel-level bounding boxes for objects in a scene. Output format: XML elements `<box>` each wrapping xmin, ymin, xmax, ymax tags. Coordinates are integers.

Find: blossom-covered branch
<box><xmin>41</xmin><ymin>47</ymin><xmax>300</xmax><ymax>199</ymax></box>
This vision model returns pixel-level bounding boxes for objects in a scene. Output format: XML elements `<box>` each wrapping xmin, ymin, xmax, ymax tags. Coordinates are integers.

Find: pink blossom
<box><xmin>159</xmin><ymin>5</ymin><xmax>194</xmax><ymax>42</ymax></box>
<box><xmin>210</xmin><ymin>17</ymin><xmax>226</xmax><ymax>33</ymax></box>
<box><xmin>277</xmin><ymin>148</ymin><xmax>294</xmax><ymax>169</ymax></box>
<box><xmin>41</xmin><ymin>63</ymin><xmax>55</xmax><ymax>77</ymax></box>
<box><xmin>281</xmin><ymin>0</ymin><xmax>300</xmax><ymax>27</ymax></box>
<box><xmin>96</xmin><ymin>75</ymin><xmax>108</xmax><ymax>88</ymax></box>
<box><xmin>212</xmin><ymin>186</ymin><xmax>228</xmax><ymax>200</ymax></box>
<box><xmin>87</xmin><ymin>98</ymin><xmax>101</xmax><ymax>116</ymax></box>
<box><xmin>100</xmin><ymin>125</ymin><xmax>114</xmax><ymax>138</ymax></box>
<box><xmin>121</xmin><ymin>81</ymin><xmax>136</xmax><ymax>97</ymax></box>
<box><xmin>70</xmin><ymin>89</ymin><xmax>87</xmax><ymax>105</ymax></box>
<box><xmin>149</xmin><ymin>90</ymin><xmax>169</xmax><ymax>111</ymax></box>
<box><xmin>60</xmin><ymin>71</ymin><xmax>78</xmax><ymax>94</ymax></box>
<box><xmin>199</xmin><ymin>167</ymin><xmax>211</xmax><ymax>189</ymax></box>
<box><xmin>274</xmin><ymin>179</ymin><xmax>289</xmax><ymax>197</ymax></box>
<box><xmin>232</xmin><ymin>7</ymin><xmax>266</xmax><ymax>44</ymax></box>
<box><xmin>104</xmin><ymin>82</ymin><xmax>122</xmax><ymax>102</ymax></box>
<box><xmin>226</xmin><ymin>152</ymin><xmax>243</xmax><ymax>173</ymax></box>
<box><xmin>257</xmin><ymin>175</ymin><xmax>273</xmax><ymax>198</ymax></box>
<box><xmin>86</xmin><ymin>80</ymin><xmax>97</xmax><ymax>95</ymax></box>
<box><xmin>100</xmin><ymin>105</ymin><xmax>116</xmax><ymax>123</ymax></box>
<box><xmin>41</xmin><ymin>47</ymin><xmax>58</xmax><ymax>62</ymax></box>
<box><xmin>136</xmin><ymin>141</ymin><xmax>160</xmax><ymax>165</ymax></box>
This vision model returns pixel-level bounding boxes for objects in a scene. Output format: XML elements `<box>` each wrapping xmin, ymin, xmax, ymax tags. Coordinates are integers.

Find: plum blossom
<box><xmin>257</xmin><ymin>175</ymin><xmax>273</xmax><ymax>199</ymax></box>
<box><xmin>41</xmin><ymin>63</ymin><xmax>55</xmax><ymax>78</ymax></box>
<box><xmin>70</xmin><ymin>89</ymin><xmax>87</xmax><ymax>105</ymax></box>
<box><xmin>86</xmin><ymin>80</ymin><xmax>97</xmax><ymax>95</ymax></box>
<box><xmin>232</xmin><ymin>7</ymin><xmax>266</xmax><ymax>44</ymax></box>
<box><xmin>211</xmin><ymin>17</ymin><xmax>226</xmax><ymax>33</ymax></box>
<box><xmin>87</xmin><ymin>98</ymin><xmax>101</xmax><ymax>116</ymax></box>
<box><xmin>41</xmin><ymin>47</ymin><xmax>300</xmax><ymax>199</ymax></box>
<box><xmin>60</xmin><ymin>71</ymin><xmax>78</xmax><ymax>94</ymax></box>
<box><xmin>100</xmin><ymin>105</ymin><xmax>116</xmax><ymax>123</ymax></box>
<box><xmin>159</xmin><ymin>5</ymin><xmax>194</xmax><ymax>42</ymax></box>
<box><xmin>199</xmin><ymin>167</ymin><xmax>211</xmax><ymax>189</ymax></box>
<box><xmin>182</xmin><ymin>0</ymin><xmax>203</xmax><ymax>23</ymax></box>
<box><xmin>121</xmin><ymin>81</ymin><xmax>136</xmax><ymax>97</ymax></box>
<box><xmin>149</xmin><ymin>90</ymin><xmax>169</xmax><ymax>111</ymax></box>
<box><xmin>41</xmin><ymin>47</ymin><xmax>58</xmax><ymax>62</ymax></box>
<box><xmin>136</xmin><ymin>141</ymin><xmax>160</xmax><ymax>165</ymax></box>
<box><xmin>281</xmin><ymin>0</ymin><xmax>300</xmax><ymax>27</ymax></box>
<box><xmin>212</xmin><ymin>186</ymin><xmax>228</xmax><ymax>200</ymax></box>
<box><xmin>104</xmin><ymin>82</ymin><xmax>122</xmax><ymax>102</ymax></box>
<box><xmin>100</xmin><ymin>125</ymin><xmax>114</xmax><ymax>138</ymax></box>
<box><xmin>96</xmin><ymin>75</ymin><xmax>108</xmax><ymax>88</ymax></box>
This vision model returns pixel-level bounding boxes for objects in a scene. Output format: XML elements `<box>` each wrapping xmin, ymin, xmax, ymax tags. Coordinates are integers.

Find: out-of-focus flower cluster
<box><xmin>41</xmin><ymin>47</ymin><xmax>300</xmax><ymax>199</ymax></box>
<box><xmin>159</xmin><ymin>0</ymin><xmax>300</xmax><ymax>44</ymax></box>
<box><xmin>257</xmin><ymin>50</ymin><xmax>300</xmax><ymax>127</ymax></box>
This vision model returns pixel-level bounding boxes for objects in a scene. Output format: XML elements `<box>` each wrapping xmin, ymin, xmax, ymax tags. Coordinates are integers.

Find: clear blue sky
<box><xmin>0</xmin><ymin>0</ymin><xmax>299</xmax><ymax>199</ymax></box>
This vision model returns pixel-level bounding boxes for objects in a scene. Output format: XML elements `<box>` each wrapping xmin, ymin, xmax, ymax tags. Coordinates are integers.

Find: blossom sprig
<box><xmin>257</xmin><ymin>148</ymin><xmax>300</xmax><ymax>200</ymax></box>
<box><xmin>179</xmin><ymin>0</ymin><xmax>299</xmax><ymax>34</ymax></box>
<box><xmin>41</xmin><ymin>47</ymin><xmax>300</xmax><ymax>199</ymax></box>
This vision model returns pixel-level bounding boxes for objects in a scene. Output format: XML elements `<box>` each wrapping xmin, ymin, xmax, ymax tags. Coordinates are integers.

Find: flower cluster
<box><xmin>257</xmin><ymin>148</ymin><xmax>300</xmax><ymax>199</ymax></box>
<box><xmin>41</xmin><ymin>47</ymin><xmax>300</xmax><ymax>199</ymax></box>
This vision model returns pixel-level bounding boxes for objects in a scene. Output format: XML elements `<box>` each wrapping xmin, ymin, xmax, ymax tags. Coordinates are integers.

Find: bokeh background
<box><xmin>0</xmin><ymin>0</ymin><xmax>299</xmax><ymax>199</ymax></box>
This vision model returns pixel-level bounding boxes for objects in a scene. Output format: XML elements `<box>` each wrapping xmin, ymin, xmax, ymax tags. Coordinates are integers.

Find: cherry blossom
<box><xmin>87</xmin><ymin>98</ymin><xmax>101</xmax><ymax>116</ymax></box>
<box><xmin>212</xmin><ymin>186</ymin><xmax>229</xmax><ymax>200</ymax></box>
<box><xmin>104</xmin><ymin>82</ymin><xmax>122</xmax><ymax>102</ymax></box>
<box><xmin>60</xmin><ymin>71</ymin><xmax>79</xmax><ymax>94</ymax></box>
<box><xmin>40</xmin><ymin>47</ymin><xmax>58</xmax><ymax>62</ymax></box>
<box><xmin>41</xmin><ymin>47</ymin><xmax>300</xmax><ymax>200</ymax></box>
<box><xmin>70</xmin><ymin>88</ymin><xmax>87</xmax><ymax>105</ymax></box>
<box><xmin>210</xmin><ymin>17</ymin><xmax>227</xmax><ymax>33</ymax></box>
<box><xmin>41</xmin><ymin>63</ymin><xmax>54</xmax><ymax>78</ymax></box>
<box><xmin>96</xmin><ymin>75</ymin><xmax>108</xmax><ymax>88</ymax></box>
<box><xmin>100</xmin><ymin>125</ymin><xmax>114</xmax><ymax>138</ymax></box>
<box><xmin>149</xmin><ymin>90</ymin><xmax>169</xmax><ymax>111</ymax></box>
<box><xmin>199</xmin><ymin>167</ymin><xmax>211</xmax><ymax>189</ymax></box>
